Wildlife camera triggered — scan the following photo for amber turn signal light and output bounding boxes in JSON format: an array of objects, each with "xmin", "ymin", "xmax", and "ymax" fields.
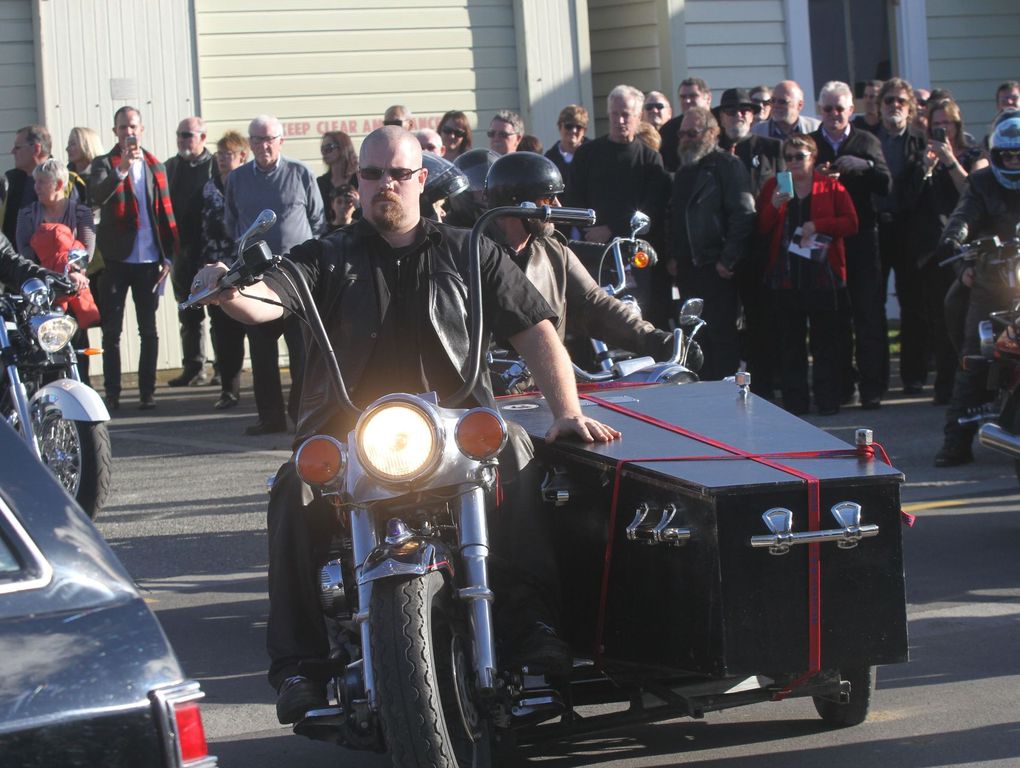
[
  {"xmin": 295, "ymin": 435, "xmax": 346, "ymax": 485},
  {"xmin": 632, "ymin": 250, "xmax": 651, "ymax": 269},
  {"xmin": 456, "ymin": 408, "xmax": 508, "ymax": 460}
]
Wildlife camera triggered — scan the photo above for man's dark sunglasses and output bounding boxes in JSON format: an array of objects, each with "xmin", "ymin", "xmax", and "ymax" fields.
[
  {"xmin": 359, "ymin": 166, "xmax": 422, "ymax": 181},
  {"xmin": 441, "ymin": 126, "xmax": 467, "ymax": 138},
  {"xmin": 177, "ymin": 131, "xmax": 199, "ymax": 139},
  {"xmin": 562, "ymin": 123, "xmax": 585, "ymax": 132},
  {"xmin": 644, "ymin": 102, "xmax": 667, "ymax": 111},
  {"xmin": 382, "ymin": 119, "xmax": 406, "ymax": 127},
  {"xmin": 753, "ymin": 99, "xmax": 772, "ymax": 107},
  {"xmin": 677, "ymin": 128, "xmax": 704, "ymax": 139}
]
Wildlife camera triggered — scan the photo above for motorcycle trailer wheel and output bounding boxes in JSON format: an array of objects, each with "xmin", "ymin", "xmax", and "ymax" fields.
[
  {"xmin": 370, "ymin": 570, "xmax": 491, "ymax": 768},
  {"xmin": 812, "ymin": 665, "xmax": 876, "ymax": 728},
  {"xmin": 35, "ymin": 416, "xmax": 112, "ymax": 520}
]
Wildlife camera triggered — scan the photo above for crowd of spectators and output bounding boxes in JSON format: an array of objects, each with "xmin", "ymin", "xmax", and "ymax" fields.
[{"xmin": 2, "ymin": 76, "xmax": 1018, "ymax": 468}]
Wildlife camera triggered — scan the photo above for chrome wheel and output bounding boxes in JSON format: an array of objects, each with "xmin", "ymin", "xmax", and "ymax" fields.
[{"xmin": 35, "ymin": 413, "xmax": 84, "ymax": 497}]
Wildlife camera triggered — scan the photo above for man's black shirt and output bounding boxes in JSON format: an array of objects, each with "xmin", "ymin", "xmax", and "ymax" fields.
[{"xmin": 264, "ymin": 217, "xmax": 554, "ymax": 441}]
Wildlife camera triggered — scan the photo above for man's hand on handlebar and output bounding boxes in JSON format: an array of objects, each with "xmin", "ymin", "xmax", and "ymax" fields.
[
  {"xmin": 190, "ymin": 263, "xmax": 232, "ymax": 304},
  {"xmin": 546, "ymin": 414, "xmax": 621, "ymax": 444}
]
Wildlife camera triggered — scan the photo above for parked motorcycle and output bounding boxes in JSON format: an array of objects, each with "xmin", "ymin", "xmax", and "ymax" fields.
[
  {"xmin": 0, "ymin": 250, "xmax": 111, "ymax": 518},
  {"xmin": 183, "ymin": 203, "xmax": 908, "ymax": 766},
  {"xmin": 489, "ymin": 211, "xmax": 705, "ymax": 395}
]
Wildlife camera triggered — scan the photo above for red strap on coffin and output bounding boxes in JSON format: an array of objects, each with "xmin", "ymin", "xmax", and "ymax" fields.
[{"xmin": 578, "ymin": 393, "xmax": 898, "ymax": 698}]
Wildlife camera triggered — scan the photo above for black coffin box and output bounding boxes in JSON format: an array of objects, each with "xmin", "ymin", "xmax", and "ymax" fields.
[{"xmin": 499, "ymin": 382, "xmax": 908, "ymax": 679}]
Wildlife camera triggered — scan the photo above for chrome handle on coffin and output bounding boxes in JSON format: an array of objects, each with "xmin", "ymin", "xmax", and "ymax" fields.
[
  {"xmin": 626, "ymin": 503, "xmax": 691, "ymax": 547},
  {"xmin": 750, "ymin": 502, "xmax": 879, "ymax": 555}
]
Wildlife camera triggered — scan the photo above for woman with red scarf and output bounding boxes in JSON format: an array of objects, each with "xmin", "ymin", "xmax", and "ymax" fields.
[{"xmin": 756, "ymin": 134, "xmax": 859, "ymax": 416}]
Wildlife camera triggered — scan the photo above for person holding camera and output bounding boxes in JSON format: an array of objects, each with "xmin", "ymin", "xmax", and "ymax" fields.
[
  {"xmin": 89, "ymin": 106, "xmax": 178, "ymax": 411},
  {"xmin": 908, "ymin": 99, "xmax": 988, "ymax": 405}
]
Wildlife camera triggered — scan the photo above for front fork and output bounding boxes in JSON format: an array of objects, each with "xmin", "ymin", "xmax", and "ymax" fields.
[
  {"xmin": 455, "ymin": 486, "xmax": 498, "ymax": 691},
  {"xmin": 348, "ymin": 485, "xmax": 499, "ymax": 710}
]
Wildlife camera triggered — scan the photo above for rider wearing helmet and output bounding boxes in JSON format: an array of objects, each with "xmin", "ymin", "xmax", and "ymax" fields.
[
  {"xmin": 934, "ymin": 110, "xmax": 1020, "ymax": 466},
  {"xmin": 485, "ymin": 152, "xmax": 674, "ymax": 362},
  {"xmin": 419, "ymin": 151, "xmax": 469, "ymax": 222},
  {"xmin": 445, "ymin": 148, "xmax": 500, "ymax": 227}
]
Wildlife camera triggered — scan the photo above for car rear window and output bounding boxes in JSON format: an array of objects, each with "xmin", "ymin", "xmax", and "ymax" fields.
[{"xmin": 0, "ymin": 497, "xmax": 53, "ymax": 593}]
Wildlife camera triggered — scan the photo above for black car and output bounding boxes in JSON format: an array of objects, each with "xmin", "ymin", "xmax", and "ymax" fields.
[{"xmin": 0, "ymin": 421, "xmax": 216, "ymax": 767}]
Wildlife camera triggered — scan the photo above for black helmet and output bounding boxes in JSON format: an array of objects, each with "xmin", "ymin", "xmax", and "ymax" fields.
[
  {"xmin": 421, "ymin": 152, "xmax": 469, "ymax": 205},
  {"xmin": 484, "ymin": 152, "xmax": 564, "ymax": 207},
  {"xmin": 453, "ymin": 148, "xmax": 501, "ymax": 193}
]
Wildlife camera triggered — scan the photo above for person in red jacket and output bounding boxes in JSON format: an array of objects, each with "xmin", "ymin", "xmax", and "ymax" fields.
[{"xmin": 756, "ymin": 134, "xmax": 859, "ymax": 415}]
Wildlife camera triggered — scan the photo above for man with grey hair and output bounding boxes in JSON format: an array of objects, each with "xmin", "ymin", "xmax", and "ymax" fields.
[
  {"xmin": 564, "ymin": 84, "xmax": 671, "ymax": 323},
  {"xmin": 166, "ymin": 116, "xmax": 216, "ymax": 387},
  {"xmin": 224, "ymin": 113, "xmax": 324, "ymax": 434},
  {"xmin": 488, "ymin": 109, "xmax": 524, "ymax": 154},
  {"xmin": 3, "ymin": 124, "xmax": 52, "ymax": 242},
  {"xmin": 659, "ymin": 76, "xmax": 712, "ymax": 172},
  {"xmin": 666, "ymin": 106, "xmax": 755, "ymax": 380},
  {"xmin": 382, "ymin": 104, "xmax": 413, "ymax": 130},
  {"xmin": 642, "ymin": 90, "xmax": 673, "ymax": 129},
  {"xmin": 752, "ymin": 80, "xmax": 820, "ymax": 140},
  {"xmin": 811, "ymin": 80, "xmax": 891, "ymax": 409},
  {"xmin": 414, "ymin": 127, "xmax": 444, "ymax": 156}
]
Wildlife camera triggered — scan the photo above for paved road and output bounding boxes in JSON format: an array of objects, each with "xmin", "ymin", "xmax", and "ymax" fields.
[{"xmin": 95, "ymin": 377, "xmax": 1020, "ymax": 767}]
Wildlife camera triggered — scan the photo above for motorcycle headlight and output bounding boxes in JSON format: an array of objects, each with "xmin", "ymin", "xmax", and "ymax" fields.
[
  {"xmin": 356, "ymin": 398, "xmax": 442, "ymax": 483},
  {"xmin": 30, "ymin": 314, "xmax": 78, "ymax": 352}
]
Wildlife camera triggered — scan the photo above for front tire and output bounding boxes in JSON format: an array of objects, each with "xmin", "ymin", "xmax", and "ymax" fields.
[
  {"xmin": 370, "ymin": 571, "xmax": 489, "ymax": 768},
  {"xmin": 813, "ymin": 665, "xmax": 876, "ymax": 728},
  {"xmin": 36, "ymin": 416, "xmax": 112, "ymax": 520}
]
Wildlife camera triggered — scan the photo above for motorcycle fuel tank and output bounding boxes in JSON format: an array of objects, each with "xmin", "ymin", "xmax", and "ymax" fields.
[{"xmin": 499, "ymin": 381, "xmax": 908, "ymax": 680}]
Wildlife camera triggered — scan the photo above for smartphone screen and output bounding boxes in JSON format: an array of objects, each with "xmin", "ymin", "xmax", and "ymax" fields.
[{"xmin": 776, "ymin": 170, "xmax": 794, "ymax": 197}]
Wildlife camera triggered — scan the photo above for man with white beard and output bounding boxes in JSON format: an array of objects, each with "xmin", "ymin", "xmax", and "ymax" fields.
[
  {"xmin": 714, "ymin": 88, "xmax": 783, "ymax": 399},
  {"xmin": 665, "ymin": 106, "xmax": 755, "ymax": 380},
  {"xmin": 874, "ymin": 77, "xmax": 928, "ymax": 395}
]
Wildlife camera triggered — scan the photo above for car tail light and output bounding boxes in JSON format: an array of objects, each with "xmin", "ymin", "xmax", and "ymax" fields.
[
  {"xmin": 151, "ymin": 681, "xmax": 217, "ymax": 767},
  {"xmin": 456, "ymin": 408, "xmax": 507, "ymax": 460}
]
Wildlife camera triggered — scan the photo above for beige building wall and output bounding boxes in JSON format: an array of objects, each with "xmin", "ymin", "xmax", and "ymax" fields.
[
  {"xmin": 0, "ymin": 0, "xmax": 37, "ymax": 174},
  {"xmin": 194, "ymin": 0, "xmax": 522, "ymax": 168},
  {"xmin": 587, "ymin": 0, "xmax": 788, "ymax": 135},
  {"xmin": 925, "ymin": 0, "xmax": 1020, "ymax": 133}
]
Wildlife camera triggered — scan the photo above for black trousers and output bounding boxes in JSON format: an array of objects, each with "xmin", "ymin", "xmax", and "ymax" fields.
[
  {"xmin": 247, "ymin": 316, "xmax": 305, "ymax": 425},
  {"xmin": 678, "ymin": 262, "xmax": 740, "ymax": 381},
  {"xmin": 921, "ymin": 260, "xmax": 959, "ymax": 403},
  {"xmin": 265, "ymin": 423, "xmax": 557, "ymax": 690},
  {"xmin": 172, "ymin": 258, "xmax": 207, "ymax": 375},
  {"xmin": 99, "ymin": 260, "xmax": 161, "ymax": 398},
  {"xmin": 943, "ymin": 277, "xmax": 1013, "ymax": 446},
  {"xmin": 738, "ymin": 250, "xmax": 777, "ymax": 398},
  {"xmin": 880, "ymin": 218, "xmax": 926, "ymax": 387},
  {"xmin": 772, "ymin": 288, "xmax": 846, "ymax": 414},
  {"xmin": 840, "ymin": 229, "xmax": 889, "ymax": 402},
  {"xmin": 209, "ymin": 305, "xmax": 246, "ymax": 397}
]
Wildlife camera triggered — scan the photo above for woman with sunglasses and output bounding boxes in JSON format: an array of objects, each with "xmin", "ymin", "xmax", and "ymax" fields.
[
  {"xmin": 437, "ymin": 110, "xmax": 472, "ymax": 161},
  {"xmin": 909, "ymin": 99, "xmax": 988, "ymax": 405},
  {"xmin": 545, "ymin": 105, "xmax": 590, "ymax": 182},
  {"xmin": 756, "ymin": 134, "xmax": 859, "ymax": 416},
  {"xmin": 317, "ymin": 131, "xmax": 359, "ymax": 227}
]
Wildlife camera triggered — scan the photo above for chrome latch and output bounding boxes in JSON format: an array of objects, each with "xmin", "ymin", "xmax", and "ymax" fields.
[
  {"xmin": 750, "ymin": 502, "xmax": 879, "ymax": 555},
  {"xmin": 626, "ymin": 503, "xmax": 691, "ymax": 546}
]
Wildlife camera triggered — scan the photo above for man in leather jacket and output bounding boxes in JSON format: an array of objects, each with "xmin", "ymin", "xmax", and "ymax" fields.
[
  {"xmin": 934, "ymin": 111, "xmax": 1020, "ymax": 466},
  {"xmin": 192, "ymin": 127, "xmax": 621, "ymax": 724},
  {"xmin": 0, "ymin": 232, "xmax": 88, "ymax": 292},
  {"xmin": 666, "ymin": 107, "xmax": 756, "ymax": 380},
  {"xmin": 485, "ymin": 152, "xmax": 674, "ymax": 365}
]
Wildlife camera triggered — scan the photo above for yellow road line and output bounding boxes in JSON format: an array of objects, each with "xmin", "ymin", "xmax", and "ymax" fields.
[{"xmin": 901, "ymin": 499, "xmax": 972, "ymax": 513}]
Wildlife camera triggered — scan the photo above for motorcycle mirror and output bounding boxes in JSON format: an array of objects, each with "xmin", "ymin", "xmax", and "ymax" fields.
[
  {"xmin": 21, "ymin": 278, "xmax": 51, "ymax": 309},
  {"xmin": 237, "ymin": 209, "xmax": 277, "ymax": 256},
  {"xmin": 67, "ymin": 249, "xmax": 89, "ymax": 269},
  {"xmin": 630, "ymin": 211, "xmax": 651, "ymax": 237},
  {"xmin": 680, "ymin": 298, "xmax": 704, "ymax": 318}
]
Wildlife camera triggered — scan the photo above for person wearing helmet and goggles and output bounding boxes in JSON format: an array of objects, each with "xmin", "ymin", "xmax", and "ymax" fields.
[{"xmin": 934, "ymin": 110, "xmax": 1020, "ymax": 467}]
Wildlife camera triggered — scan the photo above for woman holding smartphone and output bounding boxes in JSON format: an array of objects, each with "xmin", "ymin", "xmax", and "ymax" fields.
[
  {"xmin": 756, "ymin": 134, "xmax": 859, "ymax": 416},
  {"xmin": 910, "ymin": 99, "xmax": 988, "ymax": 403}
]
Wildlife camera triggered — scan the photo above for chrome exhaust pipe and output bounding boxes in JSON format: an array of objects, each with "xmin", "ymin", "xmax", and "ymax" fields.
[{"xmin": 978, "ymin": 423, "xmax": 1020, "ymax": 460}]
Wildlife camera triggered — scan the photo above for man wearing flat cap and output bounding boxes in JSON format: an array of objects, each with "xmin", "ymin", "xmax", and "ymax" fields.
[{"xmin": 715, "ymin": 87, "xmax": 784, "ymax": 400}]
